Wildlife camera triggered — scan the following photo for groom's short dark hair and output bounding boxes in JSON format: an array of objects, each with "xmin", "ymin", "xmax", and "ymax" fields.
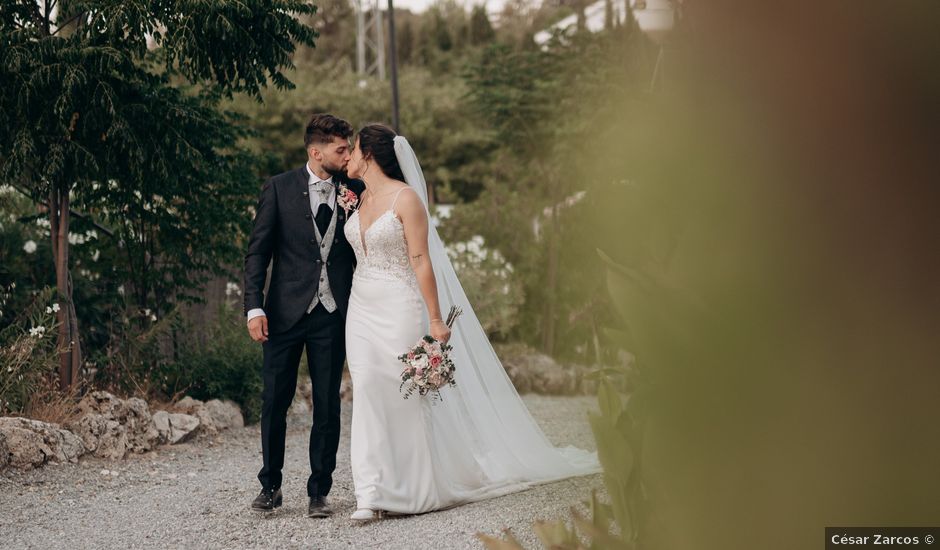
[{"xmin": 304, "ymin": 114, "xmax": 354, "ymax": 148}]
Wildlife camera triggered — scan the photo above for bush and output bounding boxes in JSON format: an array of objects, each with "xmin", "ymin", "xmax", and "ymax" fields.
[
  {"xmin": 0, "ymin": 287, "xmax": 61, "ymax": 415},
  {"xmin": 445, "ymin": 235, "xmax": 524, "ymax": 339},
  {"xmin": 153, "ymin": 302, "xmax": 263, "ymax": 423}
]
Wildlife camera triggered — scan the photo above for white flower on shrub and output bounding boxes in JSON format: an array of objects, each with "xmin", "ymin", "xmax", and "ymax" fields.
[
  {"xmin": 23, "ymin": 240, "xmax": 37, "ymax": 254},
  {"xmin": 117, "ymin": 285, "xmax": 125, "ymax": 296},
  {"xmin": 91, "ymin": 249, "xmax": 100, "ymax": 261},
  {"xmin": 35, "ymin": 218, "xmax": 51, "ymax": 229},
  {"xmin": 225, "ymin": 282, "xmax": 242, "ymax": 297},
  {"xmin": 45, "ymin": 303, "xmax": 60, "ymax": 314},
  {"xmin": 444, "ymin": 236, "xmax": 522, "ymax": 337},
  {"xmin": 28, "ymin": 326, "xmax": 45, "ymax": 337}
]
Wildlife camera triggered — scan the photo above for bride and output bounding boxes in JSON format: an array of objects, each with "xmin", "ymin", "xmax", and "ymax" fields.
[{"xmin": 343, "ymin": 124, "xmax": 599, "ymax": 521}]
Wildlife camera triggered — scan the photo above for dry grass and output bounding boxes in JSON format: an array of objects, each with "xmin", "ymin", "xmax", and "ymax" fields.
[{"xmin": 23, "ymin": 374, "xmax": 83, "ymax": 426}]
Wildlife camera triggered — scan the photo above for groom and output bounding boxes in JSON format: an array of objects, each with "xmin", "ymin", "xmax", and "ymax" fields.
[{"xmin": 243, "ymin": 114, "xmax": 364, "ymax": 517}]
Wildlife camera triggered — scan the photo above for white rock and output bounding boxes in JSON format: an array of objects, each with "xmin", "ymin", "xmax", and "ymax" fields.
[
  {"xmin": 203, "ymin": 400, "xmax": 244, "ymax": 430},
  {"xmin": 165, "ymin": 413, "xmax": 200, "ymax": 444},
  {"xmin": 152, "ymin": 410, "xmax": 171, "ymax": 442},
  {"xmin": 174, "ymin": 396, "xmax": 205, "ymax": 414},
  {"xmin": 69, "ymin": 391, "xmax": 158, "ymax": 459},
  {"xmin": 0, "ymin": 417, "xmax": 86, "ymax": 470}
]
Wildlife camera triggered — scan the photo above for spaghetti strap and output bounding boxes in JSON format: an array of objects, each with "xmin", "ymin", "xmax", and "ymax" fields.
[{"xmin": 389, "ymin": 186, "xmax": 411, "ymax": 213}]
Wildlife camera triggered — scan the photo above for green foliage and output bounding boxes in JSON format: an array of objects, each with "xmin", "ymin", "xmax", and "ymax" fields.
[
  {"xmin": 69, "ymin": 0, "xmax": 317, "ymax": 97},
  {"xmin": 469, "ymin": 5, "xmax": 496, "ymax": 46},
  {"xmin": 477, "ymin": 24, "xmax": 658, "ymax": 550},
  {"xmin": 0, "ymin": 287, "xmax": 60, "ymax": 414},
  {"xmin": 452, "ymin": 30, "xmax": 649, "ymax": 359},
  {"xmin": 476, "ymin": 257, "xmax": 648, "ymax": 550},
  {"xmin": 0, "ymin": 1, "xmax": 311, "ymax": 311},
  {"xmin": 430, "ymin": 7, "xmax": 454, "ymax": 52},
  {"xmin": 0, "ymin": 1, "xmax": 316, "ymax": 389},
  {"xmin": 445, "ymin": 235, "xmax": 524, "ymax": 339},
  {"xmin": 151, "ymin": 302, "xmax": 263, "ymax": 423},
  {"xmin": 229, "ymin": 59, "xmax": 496, "ymax": 202},
  {"xmin": 0, "ymin": 188, "xmax": 51, "ymax": 316},
  {"xmin": 465, "ymin": 42, "xmax": 564, "ymax": 157}
]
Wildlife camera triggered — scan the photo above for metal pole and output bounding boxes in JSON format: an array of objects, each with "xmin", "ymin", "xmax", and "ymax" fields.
[
  {"xmin": 375, "ymin": 0, "xmax": 386, "ymax": 80},
  {"xmin": 386, "ymin": 0, "xmax": 400, "ymax": 132},
  {"xmin": 356, "ymin": 0, "xmax": 366, "ymax": 75}
]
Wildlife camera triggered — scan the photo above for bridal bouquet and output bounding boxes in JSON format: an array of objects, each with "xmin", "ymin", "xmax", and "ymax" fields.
[{"xmin": 398, "ymin": 306, "xmax": 463, "ymax": 401}]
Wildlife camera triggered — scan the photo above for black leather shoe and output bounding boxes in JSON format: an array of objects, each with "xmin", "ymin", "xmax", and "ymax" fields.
[
  {"xmin": 307, "ymin": 496, "xmax": 333, "ymax": 518},
  {"xmin": 251, "ymin": 488, "xmax": 283, "ymax": 511}
]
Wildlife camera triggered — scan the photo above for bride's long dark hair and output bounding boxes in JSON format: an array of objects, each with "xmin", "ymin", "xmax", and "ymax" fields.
[{"xmin": 357, "ymin": 124, "xmax": 406, "ymax": 182}]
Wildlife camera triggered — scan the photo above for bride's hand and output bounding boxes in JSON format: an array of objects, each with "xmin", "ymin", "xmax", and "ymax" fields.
[{"xmin": 430, "ymin": 319, "xmax": 451, "ymax": 344}]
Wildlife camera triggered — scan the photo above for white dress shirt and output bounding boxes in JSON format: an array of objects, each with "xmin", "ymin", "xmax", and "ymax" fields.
[{"xmin": 246, "ymin": 163, "xmax": 334, "ymax": 324}]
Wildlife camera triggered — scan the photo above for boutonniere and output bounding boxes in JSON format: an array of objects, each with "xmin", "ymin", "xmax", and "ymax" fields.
[{"xmin": 336, "ymin": 182, "xmax": 359, "ymax": 215}]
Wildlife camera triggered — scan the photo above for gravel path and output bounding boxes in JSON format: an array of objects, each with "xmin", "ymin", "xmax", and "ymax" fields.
[{"xmin": 0, "ymin": 395, "xmax": 603, "ymax": 549}]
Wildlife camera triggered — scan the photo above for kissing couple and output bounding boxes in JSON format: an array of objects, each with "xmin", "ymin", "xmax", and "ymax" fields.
[{"xmin": 243, "ymin": 113, "xmax": 598, "ymax": 521}]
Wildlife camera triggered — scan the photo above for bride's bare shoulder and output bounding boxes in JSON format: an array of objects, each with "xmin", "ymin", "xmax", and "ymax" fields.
[{"xmin": 394, "ymin": 187, "xmax": 426, "ymax": 219}]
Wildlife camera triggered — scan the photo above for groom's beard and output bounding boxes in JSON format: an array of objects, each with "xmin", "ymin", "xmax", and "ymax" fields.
[{"xmin": 323, "ymin": 164, "xmax": 347, "ymax": 179}]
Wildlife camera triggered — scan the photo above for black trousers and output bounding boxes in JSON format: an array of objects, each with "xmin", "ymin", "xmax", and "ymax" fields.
[{"xmin": 257, "ymin": 303, "xmax": 346, "ymax": 497}]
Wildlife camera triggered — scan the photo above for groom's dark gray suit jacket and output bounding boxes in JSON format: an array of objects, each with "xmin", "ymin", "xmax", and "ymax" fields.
[{"xmin": 243, "ymin": 166, "xmax": 365, "ymax": 335}]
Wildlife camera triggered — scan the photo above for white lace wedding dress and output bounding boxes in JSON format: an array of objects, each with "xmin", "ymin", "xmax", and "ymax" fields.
[{"xmin": 343, "ymin": 138, "xmax": 599, "ymax": 515}]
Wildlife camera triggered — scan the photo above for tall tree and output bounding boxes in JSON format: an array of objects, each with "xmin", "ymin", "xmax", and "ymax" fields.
[
  {"xmin": 0, "ymin": 0, "xmax": 316, "ymax": 390},
  {"xmin": 429, "ymin": 7, "xmax": 454, "ymax": 52},
  {"xmin": 397, "ymin": 17, "xmax": 415, "ymax": 65},
  {"xmin": 465, "ymin": 32, "xmax": 646, "ymax": 356},
  {"xmin": 468, "ymin": 4, "xmax": 495, "ymax": 46}
]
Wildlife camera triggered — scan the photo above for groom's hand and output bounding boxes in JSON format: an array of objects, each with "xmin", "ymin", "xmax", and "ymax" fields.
[{"xmin": 248, "ymin": 316, "xmax": 269, "ymax": 343}]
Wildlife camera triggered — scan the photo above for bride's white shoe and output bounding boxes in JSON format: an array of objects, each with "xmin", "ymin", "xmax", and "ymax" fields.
[{"xmin": 350, "ymin": 508, "xmax": 387, "ymax": 522}]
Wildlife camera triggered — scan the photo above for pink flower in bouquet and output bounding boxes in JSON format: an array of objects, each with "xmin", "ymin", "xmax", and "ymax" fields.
[
  {"xmin": 429, "ymin": 372, "xmax": 443, "ymax": 387},
  {"xmin": 337, "ymin": 183, "xmax": 359, "ymax": 214},
  {"xmin": 430, "ymin": 355, "xmax": 442, "ymax": 368}
]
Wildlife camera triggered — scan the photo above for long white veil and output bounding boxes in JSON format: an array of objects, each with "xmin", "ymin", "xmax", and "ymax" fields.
[{"xmin": 393, "ymin": 136, "xmax": 600, "ymax": 494}]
